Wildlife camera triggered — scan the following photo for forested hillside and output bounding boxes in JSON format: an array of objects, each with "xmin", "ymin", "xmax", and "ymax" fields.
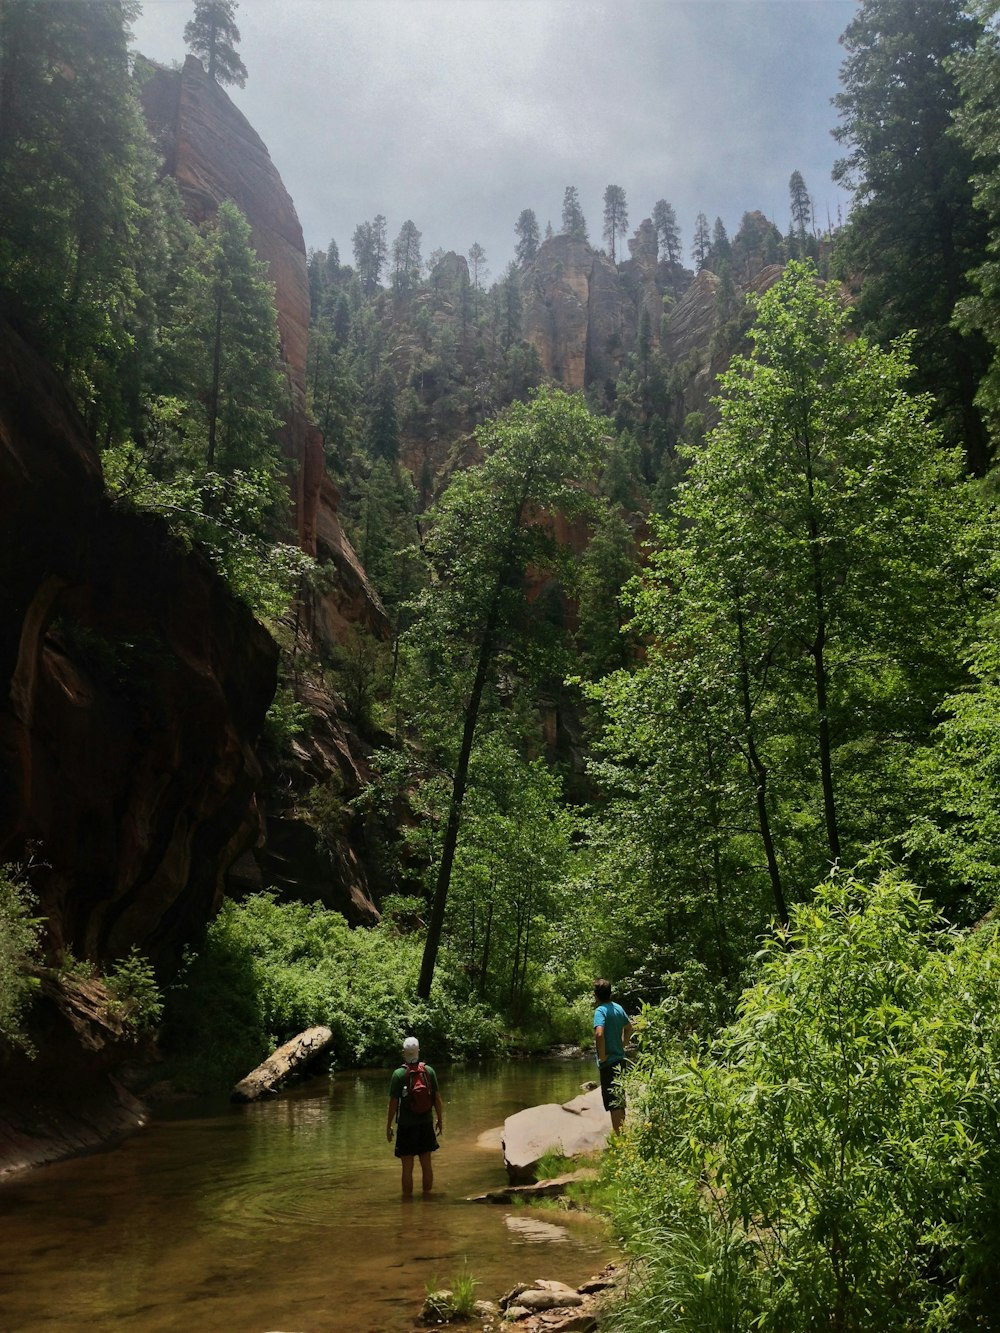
[{"xmin": 5, "ymin": 0, "xmax": 1000, "ymax": 1325}]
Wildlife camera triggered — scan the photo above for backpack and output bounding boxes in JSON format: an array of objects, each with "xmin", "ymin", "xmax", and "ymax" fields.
[{"xmin": 403, "ymin": 1061, "xmax": 433, "ymax": 1114}]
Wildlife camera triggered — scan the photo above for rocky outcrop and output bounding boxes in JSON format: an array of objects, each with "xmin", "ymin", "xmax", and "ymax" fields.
[
  {"xmin": 0, "ymin": 318, "xmax": 278, "ymax": 966},
  {"xmin": 522, "ymin": 235, "xmax": 634, "ymax": 392}
]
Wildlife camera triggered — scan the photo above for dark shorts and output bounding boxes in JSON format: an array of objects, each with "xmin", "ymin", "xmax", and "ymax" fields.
[
  {"xmin": 394, "ymin": 1118, "xmax": 439, "ymax": 1158},
  {"xmin": 599, "ymin": 1059, "xmax": 626, "ymax": 1112}
]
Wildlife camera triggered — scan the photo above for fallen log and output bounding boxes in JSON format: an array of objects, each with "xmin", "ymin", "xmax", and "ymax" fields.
[
  {"xmin": 230, "ymin": 1026, "xmax": 333, "ymax": 1102},
  {"xmin": 467, "ymin": 1169, "xmax": 598, "ymax": 1204}
]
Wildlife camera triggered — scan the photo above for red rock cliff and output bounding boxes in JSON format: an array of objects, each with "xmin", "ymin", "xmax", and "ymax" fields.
[{"xmin": 139, "ymin": 55, "xmax": 386, "ymax": 644}]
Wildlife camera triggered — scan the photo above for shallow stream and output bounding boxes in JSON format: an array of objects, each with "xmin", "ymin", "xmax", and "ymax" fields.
[{"xmin": 0, "ymin": 1059, "xmax": 615, "ymax": 1332}]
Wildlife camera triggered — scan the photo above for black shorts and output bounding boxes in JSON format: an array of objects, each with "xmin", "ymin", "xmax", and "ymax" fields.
[
  {"xmin": 394, "ymin": 1118, "xmax": 438, "ymax": 1158},
  {"xmin": 599, "ymin": 1059, "xmax": 626, "ymax": 1112}
]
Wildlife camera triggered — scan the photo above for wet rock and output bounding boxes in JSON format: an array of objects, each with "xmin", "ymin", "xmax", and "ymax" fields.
[{"xmin": 467, "ymin": 1168, "xmax": 597, "ymax": 1204}]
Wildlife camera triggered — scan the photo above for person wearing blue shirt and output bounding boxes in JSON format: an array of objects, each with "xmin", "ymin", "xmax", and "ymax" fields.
[{"xmin": 593, "ymin": 978, "xmax": 633, "ymax": 1134}]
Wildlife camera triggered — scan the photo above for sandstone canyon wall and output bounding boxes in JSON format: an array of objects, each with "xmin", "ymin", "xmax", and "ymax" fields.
[{"xmin": 0, "ymin": 316, "xmax": 279, "ymax": 1171}]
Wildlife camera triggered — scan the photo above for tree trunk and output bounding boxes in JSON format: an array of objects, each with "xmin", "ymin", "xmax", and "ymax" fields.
[
  {"xmin": 230, "ymin": 1026, "xmax": 333, "ymax": 1103},
  {"xmin": 207, "ymin": 283, "xmax": 223, "ymax": 468},
  {"xmin": 735, "ymin": 603, "xmax": 789, "ymax": 927},
  {"xmin": 416, "ymin": 472, "xmax": 535, "ymax": 1000}
]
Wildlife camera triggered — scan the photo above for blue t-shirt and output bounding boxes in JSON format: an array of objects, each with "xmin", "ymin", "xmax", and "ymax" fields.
[{"xmin": 594, "ymin": 1000, "xmax": 629, "ymax": 1066}]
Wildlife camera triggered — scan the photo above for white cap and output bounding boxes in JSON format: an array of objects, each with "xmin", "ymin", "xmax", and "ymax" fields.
[{"xmin": 402, "ymin": 1036, "xmax": 419, "ymax": 1062}]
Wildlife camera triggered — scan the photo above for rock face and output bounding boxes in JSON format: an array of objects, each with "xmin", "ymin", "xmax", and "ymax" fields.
[
  {"xmin": 523, "ymin": 235, "xmax": 633, "ymax": 391},
  {"xmin": 0, "ymin": 317, "xmax": 278, "ymax": 1171},
  {"xmin": 138, "ymin": 55, "xmax": 386, "ymax": 645},
  {"xmin": 501, "ymin": 1087, "xmax": 611, "ymax": 1183},
  {"xmin": 0, "ymin": 318, "xmax": 278, "ymax": 965},
  {"xmin": 138, "ymin": 54, "xmax": 387, "ymax": 921}
]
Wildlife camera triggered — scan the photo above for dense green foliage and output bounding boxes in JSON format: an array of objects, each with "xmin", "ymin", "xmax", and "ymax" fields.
[
  {"xmin": 0, "ymin": 866, "xmax": 43, "ymax": 1052},
  {"xmin": 606, "ymin": 873, "xmax": 1000, "ymax": 1331},
  {"xmin": 163, "ymin": 892, "xmax": 510, "ymax": 1089}
]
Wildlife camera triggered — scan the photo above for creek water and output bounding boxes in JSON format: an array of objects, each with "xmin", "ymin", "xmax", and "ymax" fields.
[{"xmin": 0, "ymin": 1059, "xmax": 615, "ymax": 1332}]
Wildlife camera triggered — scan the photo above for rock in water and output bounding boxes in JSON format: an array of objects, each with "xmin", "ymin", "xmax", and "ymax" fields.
[{"xmin": 501, "ymin": 1087, "xmax": 609, "ymax": 1182}]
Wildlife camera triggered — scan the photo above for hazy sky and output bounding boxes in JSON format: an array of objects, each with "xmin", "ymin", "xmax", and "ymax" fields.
[{"xmin": 130, "ymin": 0, "xmax": 856, "ymax": 276}]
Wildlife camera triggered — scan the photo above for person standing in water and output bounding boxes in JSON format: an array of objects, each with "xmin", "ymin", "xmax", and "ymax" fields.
[
  {"xmin": 386, "ymin": 1036, "xmax": 443, "ymax": 1195},
  {"xmin": 593, "ymin": 979, "xmax": 633, "ymax": 1134}
]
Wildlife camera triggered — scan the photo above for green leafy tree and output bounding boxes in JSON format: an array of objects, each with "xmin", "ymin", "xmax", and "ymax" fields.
[
  {"xmin": 561, "ymin": 186, "xmax": 588, "ymax": 242},
  {"xmin": 514, "ymin": 208, "xmax": 540, "ymax": 266},
  {"xmin": 652, "ymin": 199, "xmax": 681, "ymax": 265},
  {"xmin": 404, "ymin": 388, "xmax": 606, "ymax": 998},
  {"xmin": 832, "ymin": 0, "xmax": 990, "ymax": 472},
  {"xmin": 183, "ymin": 0, "xmax": 247, "ymax": 87},
  {"xmin": 590, "ymin": 263, "xmax": 971, "ymax": 952},
  {"xmin": 610, "ymin": 873, "xmax": 1000, "ymax": 1331},
  {"xmin": 602, "ymin": 183, "xmax": 628, "ymax": 262}
]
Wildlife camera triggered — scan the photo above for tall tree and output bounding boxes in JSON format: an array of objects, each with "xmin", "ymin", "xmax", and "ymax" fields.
[
  {"xmin": 352, "ymin": 214, "xmax": 387, "ymax": 297},
  {"xmin": 592, "ymin": 264, "xmax": 972, "ymax": 961},
  {"xmin": 391, "ymin": 218, "xmax": 422, "ymax": 293},
  {"xmin": 161, "ymin": 200, "xmax": 284, "ymax": 476},
  {"xmin": 561, "ymin": 186, "xmax": 588, "ymax": 242},
  {"xmin": 788, "ymin": 169, "xmax": 812, "ymax": 239},
  {"xmin": 514, "ymin": 208, "xmax": 540, "ymax": 266},
  {"xmin": 0, "ymin": 0, "xmax": 152, "ymax": 431},
  {"xmin": 652, "ymin": 199, "xmax": 681, "ymax": 265},
  {"xmin": 691, "ymin": 212, "xmax": 711, "ymax": 269},
  {"xmin": 832, "ymin": 0, "xmax": 990, "ymax": 473},
  {"xmin": 952, "ymin": 4, "xmax": 1000, "ymax": 456},
  {"xmin": 406, "ymin": 389, "xmax": 606, "ymax": 998},
  {"xmin": 602, "ymin": 184, "xmax": 628, "ymax": 262},
  {"xmin": 183, "ymin": 0, "xmax": 247, "ymax": 87}
]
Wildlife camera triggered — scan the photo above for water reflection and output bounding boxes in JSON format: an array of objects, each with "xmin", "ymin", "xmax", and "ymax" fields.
[{"xmin": 0, "ymin": 1060, "xmax": 612, "ymax": 1332}]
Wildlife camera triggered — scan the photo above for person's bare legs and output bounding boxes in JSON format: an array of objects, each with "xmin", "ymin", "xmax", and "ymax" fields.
[
  {"xmin": 400, "ymin": 1155, "xmax": 415, "ymax": 1196},
  {"xmin": 418, "ymin": 1151, "xmax": 434, "ymax": 1193},
  {"xmin": 610, "ymin": 1107, "xmax": 626, "ymax": 1135}
]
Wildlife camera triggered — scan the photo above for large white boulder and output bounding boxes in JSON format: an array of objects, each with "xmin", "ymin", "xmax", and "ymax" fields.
[{"xmin": 501, "ymin": 1086, "xmax": 609, "ymax": 1182}]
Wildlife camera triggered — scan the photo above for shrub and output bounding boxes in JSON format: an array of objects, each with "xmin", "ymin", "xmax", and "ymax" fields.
[
  {"xmin": 606, "ymin": 871, "xmax": 1000, "ymax": 1332},
  {"xmin": 105, "ymin": 947, "xmax": 163, "ymax": 1037},
  {"xmin": 0, "ymin": 865, "xmax": 43, "ymax": 1052},
  {"xmin": 162, "ymin": 893, "xmax": 504, "ymax": 1090}
]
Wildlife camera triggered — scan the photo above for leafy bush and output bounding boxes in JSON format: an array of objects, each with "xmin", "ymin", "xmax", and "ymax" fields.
[
  {"xmin": 0, "ymin": 865, "xmax": 43, "ymax": 1052},
  {"xmin": 162, "ymin": 893, "xmax": 505, "ymax": 1090},
  {"xmin": 605, "ymin": 871, "xmax": 1000, "ymax": 1332}
]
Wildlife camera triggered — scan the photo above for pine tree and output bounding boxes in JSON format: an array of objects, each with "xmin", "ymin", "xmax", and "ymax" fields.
[
  {"xmin": 691, "ymin": 212, "xmax": 711, "ymax": 269},
  {"xmin": 391, "ymin": 219, "xmax": 422, "ymax": 293},
  {"xmin": 183, "ymin": 0, "xmax": 247, "ymax": 87},
  {"xmin": 514, "ymin": 208, "xmax": 539, "ymax": 266},
  {"xmin": 652, "ymin": 199, "xmax": 681, "ymax": 265},
  {"xmin": 602, "ymin": 184, "xmax": 628, "ymax": 262},
  {"xmin": 789, "ymin": 169, "xmax": 812, "ymax": 239},
  {"xmin": 561, "ymin": 186, "xmax": 588, "ymax": 242},
  {"xmin": 833, "ymin": 0, "xmax": 990, "ymax": 472}
]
